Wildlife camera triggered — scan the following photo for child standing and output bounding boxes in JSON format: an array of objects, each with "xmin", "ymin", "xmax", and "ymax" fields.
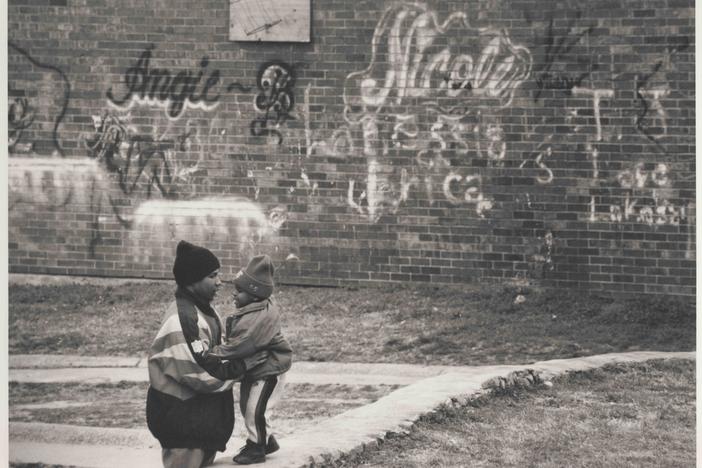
[{"xmin": 210, "ymin": 254, "xmax": 293, "ymax": 465}]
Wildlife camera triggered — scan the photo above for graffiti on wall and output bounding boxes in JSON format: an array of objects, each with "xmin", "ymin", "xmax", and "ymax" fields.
[
  {"xmin": 304, "ymin": 84, "xmax": 354, "ymax": 159},
  {"xmin": 8, "ymin": 41, "xmax": 71, "ymax": 156},
  {"xmin": 8, "ymin": 155, "xmax": 286, "ymax": 257},
  {"xmin": 107, "ymin": 46, "xmax": 227, "ymax": 120},
  {"xmin": 343, "ymin": 7, "xmax": 531, "ymax": 117},
  {"xmin": 529, "ymin": 12, "xmax": 595, "ymax": 100},
  {"xmin": 635, "ymin": 39, "xmax": 690, "ymax": 149},
  {"xmin": 8, "ymin": 5, "xmax": 695, "ymax": 277},
  {"xmin": 519, "ymin": 135, "xmax": 554, "ymax": 185},
  {"xmin": 8, "ymin": 158, "xmax": 111, "ymax": 255},
  {"xmin": 129, "ymin": 197, "xmax": 286, "ymax": 256},
  {"xmin": 8, "ymin": 97, "xmax": 35, "ymax": 152},
  {"xmin": 571, "ymin": 86, "xmax": 615, "ymax": 142},
  {"xmin": 591, "ymin": 162, "xmax": 687, "ymax": 226},
  {"xmin": 522, "ymin": 9, "xmax": 692, "ymax": 227},
  {"xmin": 250, "ymin": 61, "xmax": 296, "ymax": 145},
  {"xmin": 324, "ymin": 3, "xmax": 533, "ymax": 222},
  {"xmin": 84, "ymin": 113, "xmax": 208, "ymax": 201},
  {"xmin": 8, "ymin": 44, "xmax": 297, "ymax": 259}
]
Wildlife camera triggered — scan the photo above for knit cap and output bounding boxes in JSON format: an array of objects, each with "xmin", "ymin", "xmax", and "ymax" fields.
[
  {"xmin": 233, "ymin": 254, "xmax": 275, "ymax": 299},
  {"xmin": 172, "ymin": 240, "xmax": 221, "ymax": 287}
]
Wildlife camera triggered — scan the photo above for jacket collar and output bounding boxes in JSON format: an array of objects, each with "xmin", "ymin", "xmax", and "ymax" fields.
[{"xmin": 233, "ymin": 298, "xmax": 270, "ymax": 317}]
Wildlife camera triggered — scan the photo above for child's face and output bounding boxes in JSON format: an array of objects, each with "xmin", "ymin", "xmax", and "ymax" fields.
[{"xmin": 232, "ymin": 285, "xmax": 258, "ymax": 308}]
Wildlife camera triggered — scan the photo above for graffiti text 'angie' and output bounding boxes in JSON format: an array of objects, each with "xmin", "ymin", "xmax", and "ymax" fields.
[{"xmin": 107, "ymin": 47, "xmax": 221, "ymax": 119}]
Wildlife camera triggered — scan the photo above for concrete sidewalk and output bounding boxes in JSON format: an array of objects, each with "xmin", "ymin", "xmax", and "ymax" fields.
[
  {"xmin": 9, "ymin": 355, "xmax": 474, "ymax": 386},
  {"xmin": 8, "ymin": 351, "xmax": 694, "ymax": 468}
]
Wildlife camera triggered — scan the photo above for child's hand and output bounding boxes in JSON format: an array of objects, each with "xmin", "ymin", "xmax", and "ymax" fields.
[{"xmin": 243, "ymin": 350, "xmax": 268, "ymax": 370}]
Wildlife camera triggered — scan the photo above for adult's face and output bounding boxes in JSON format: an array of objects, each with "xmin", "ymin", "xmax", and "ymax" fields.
[{"xmin": 187, "ymin": 269, "xmax": 222, "ymax": 303}]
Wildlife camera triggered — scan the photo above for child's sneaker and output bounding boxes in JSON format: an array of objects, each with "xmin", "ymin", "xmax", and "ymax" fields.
[
  {"xmin": 233, "ymin": 440, "xmax": 266, "ymax": 465},
  {"xmin": 266, "ymin": 435, "xmax": 280, "ymax": 454}
]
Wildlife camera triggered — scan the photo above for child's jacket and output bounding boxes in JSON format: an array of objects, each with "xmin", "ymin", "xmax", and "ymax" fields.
[{"xmin": 210, "ymin": 298, "xmax": 292, "ymax": 381}]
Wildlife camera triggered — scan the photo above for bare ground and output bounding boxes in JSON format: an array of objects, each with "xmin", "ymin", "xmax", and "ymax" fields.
[{"xmin": 8, "ymin": 282, "xmax": 695, "ymax": 365}]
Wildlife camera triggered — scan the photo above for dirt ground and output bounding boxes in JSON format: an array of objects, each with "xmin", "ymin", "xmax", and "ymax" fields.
[{"xmin": 8, "ymin": 281, "xmax": 695, "ymax": 366}]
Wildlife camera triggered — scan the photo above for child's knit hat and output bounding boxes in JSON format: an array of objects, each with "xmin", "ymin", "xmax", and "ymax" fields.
[
  {"xmin": 234, "ymin": 254, "xmax": 275, "ymax": 299},
  {"xmin": 172, "ymin": 240, "xmax": 220, "ymax": 287}
]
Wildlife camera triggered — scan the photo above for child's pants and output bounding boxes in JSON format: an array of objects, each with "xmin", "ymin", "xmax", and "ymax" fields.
[{"xmin": 239, "ymin": 373, "xmax": 287, "ymax": 445}]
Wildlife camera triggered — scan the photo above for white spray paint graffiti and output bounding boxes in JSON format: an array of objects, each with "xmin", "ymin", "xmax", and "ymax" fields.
[
  {"xmin": 474, "ymin": 120, "xmax": 506, "ymax": 162},
  {"xmin": 8, "ymin": 157, "xmax": 115, "ymax": 255},
  {"xmin": 571, "ymin": 87, "xmax": 614, "ymax": 142},
  {"xmin": 304, "ymin": 84, "xmax": 355, "ymax": 159},
  {"xmin": 130, "ymin": 197, "xmax": 278, "ymax": 253},
  {"xmin": 338, "ymin": 2, "xmax": 532, "ymax": 221},
  {"xmin": 519, "ymin": 134, "xmax": 554, "ymax": 185},
  {"xmin": 589, "ymin": 161, "xmax": 687, "ymax": 226},
  {"xmin": 9, "ymin": 155, "xmax": 284, "ymax": 258},
  {"xmin": 347, "ymin": 160, "xmax": 412, "ymax": 223},
  {"xmin": 635, "ymin": 42, "xmax": 689, "ymax": 144},
  {"xmin": 343, "ymin": 4, "xmax": 531, "ymax": 116},
  {"xmin": 567, "ymin": 80, "xmax": 688, "ymax": 227},
  {"xmin": 392, "ymin": 114, "xmax": 420, "ymax": 150},
  {"xmin": 534, "ymin": 57, "xmax": 690, "ymax": 228},
  {"xmin": 107, "ymin": 94, "xmax": 220, "ymax": 122},
  {"xmin": 443, "ymin": 172, "xmax": 493, "ymax": 216},
  {"xmin": 638, "ymin": 87, "xmax": 671, "ymax": 135},
  {"xmin": 519, "ymin": 146, "xmax": 553, "ymax": 185},
  {"xmin": 585, "ymin": 142, "xmax": 599, "ymax": 179},
  {"xmin": 8, "ymin": 157, "xmax": 108, "ymax": 209}
]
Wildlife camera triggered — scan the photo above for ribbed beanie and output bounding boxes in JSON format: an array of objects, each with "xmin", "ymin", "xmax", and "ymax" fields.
[
  {"xmin": 233, "ymin": 254, "xmax": 275, "ymax": 299},
  {"xmin": 172, "ymin": 240, "xmax": 221, "ymax": 287}
]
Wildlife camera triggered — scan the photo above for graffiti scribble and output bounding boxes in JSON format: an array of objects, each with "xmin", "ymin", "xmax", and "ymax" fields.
[
  {"xmin": 9, "ymin": 41, "xmax": 70, "ymax": 156},
  {"xmin": 86, "ymin": 113, "xmax": 200, "ymax": 200},
  {"xmin": 532, "ymin": 12, "xmax": 594, "ymax": 101},
  {"xmin": 8, "ymin": 98, "xmax": 35, "ymax": 150},
  {"xmin": 635, "ymin": 39, "xmax": 690, "ymax": 149},
  {"xmin": 250, "ymin": 61, "xmax": 296, "ymax": 145}
]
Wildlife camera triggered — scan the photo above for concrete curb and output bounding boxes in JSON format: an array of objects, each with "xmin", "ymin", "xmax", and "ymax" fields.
[
  {"xmin": 10, "ymin": 355, "xmax": 147, "ymax": 369},
  {"xmin": 8, "ymin": 351, "xmax": 694, "ymax": 468},
  {"xmin": 9, "ymin": 356, "xmax": 487, "ymax": 386}
]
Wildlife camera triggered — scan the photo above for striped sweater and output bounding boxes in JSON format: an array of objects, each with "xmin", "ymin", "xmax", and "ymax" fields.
[
  {"xmin": 146, "ymin": 289, "xmax": 245, "ymax": 451},
  {"xmin": 147, "ymin": 296, "xmax": 236, "ymax": 400}
]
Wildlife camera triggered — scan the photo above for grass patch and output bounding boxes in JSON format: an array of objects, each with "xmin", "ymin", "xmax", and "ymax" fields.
[
  {"xmin": 335, "ymin": 358, "xmax": 695, "ymax": 468},
  {"xmin": 9, "ymin": 282, "xmax": 695, "ymax": 365}
]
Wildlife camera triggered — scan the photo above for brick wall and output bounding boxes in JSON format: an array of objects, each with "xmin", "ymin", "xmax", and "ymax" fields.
[{"xmin": 8, "ymin": 0, "xmax": 696, "ymax": 295}]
